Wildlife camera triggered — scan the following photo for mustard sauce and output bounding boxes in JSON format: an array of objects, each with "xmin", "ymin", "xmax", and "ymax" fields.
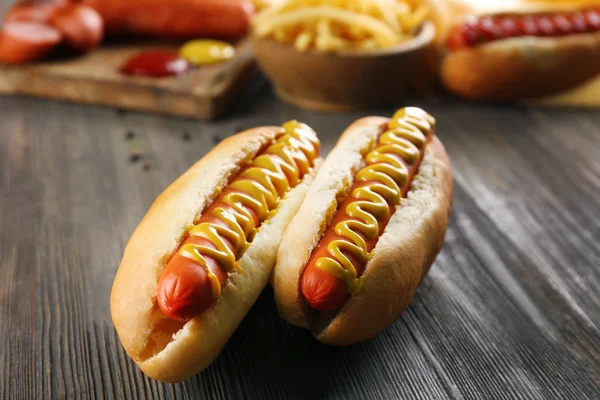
[
  {"xmin": 179, "ymin": 40, "xmax": 236, "ymax": 66},
  {"xmin": 315, "ymin": 107, "xmax": 435, "ymax": 295},
  {"xmin": 180, "ymin": 121, "xmax": 320, "ymax": 301}
]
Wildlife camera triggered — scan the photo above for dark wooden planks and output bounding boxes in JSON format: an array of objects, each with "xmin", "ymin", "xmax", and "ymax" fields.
[{"xmin": 1, "ymin": 90, "xmax": 600, "ymax": 400}]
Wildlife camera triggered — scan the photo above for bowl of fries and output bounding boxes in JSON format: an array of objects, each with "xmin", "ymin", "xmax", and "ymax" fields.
[{"xmin": 252, "ymin": 0, "xmax": 436, "ymax": 111}]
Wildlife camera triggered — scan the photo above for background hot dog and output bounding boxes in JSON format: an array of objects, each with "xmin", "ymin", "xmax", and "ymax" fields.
[
  {"xmin": 429, "ymin": 0, "xmax": 600, "ymax": 102},
  {"xmin": 301, "ymin": 109, "xmax": 434, "ymax": 312}
]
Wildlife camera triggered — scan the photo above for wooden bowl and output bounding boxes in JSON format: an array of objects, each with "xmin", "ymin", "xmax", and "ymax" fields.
[{"xmin": 252, "ymin": 22, "xmax": 436, "ymax": 112}]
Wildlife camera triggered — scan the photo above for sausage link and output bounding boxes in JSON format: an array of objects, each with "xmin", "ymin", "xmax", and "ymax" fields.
[
  {"xmin": 0, "ymin": 21, "xmax": 62, "ymax": 64},
  {"xmin": 301, "ymin": 108, "xmax": 434, "ymax": 312},
  {"xmin": 4, "ymin": 0, "xmax": 69, "ymax": 24},
  {"xmin": 157, "ymin": 203, "xmax": 249, "ymax": 321},
  {"xmin": 157, "ymin": 122, "xmax": 320, "ymax": 321},
  {"xmin": 50, "ymin": 3, "xmax": 103, "ymax": 53},
  {"xmin": 83, "ymin": 0, "xmax": 254, "ymax": 39},
  {"xmin": 447, "ymin": 8, "xmax": 600, "ymax": 50}
]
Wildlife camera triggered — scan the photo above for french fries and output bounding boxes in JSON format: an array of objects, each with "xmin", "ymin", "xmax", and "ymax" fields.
[{"xmin": 252, "ymin": 0, "xmax": 430, "ymax": 52}]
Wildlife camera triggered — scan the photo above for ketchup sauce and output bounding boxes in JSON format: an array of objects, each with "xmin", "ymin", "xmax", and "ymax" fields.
[
  {"xmin": 121, "ymin": 50, "xmax": 189, "ymax": 77},
  {"xmin": 448, "ymin": 8, "xmax": 600, "ymax": 50}
]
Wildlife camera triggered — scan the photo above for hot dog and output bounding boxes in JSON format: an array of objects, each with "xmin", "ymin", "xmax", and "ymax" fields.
[
  {"xmin": 301, "ymin": 115, "xmax": 432, "ymax": 312},
  {"xmin": 156, "ymin": 123, "xmax": 320, "ymax": 321},
  {"xmin": 0, "ymin": 21, "xmax": 62, "ymax": 64},
  {"xmin": 273, "ymin": 107, "xmax": 453, "ymax": 346},
  {"xmin": 430, "ymin": 0, "xmax": 600, "ymax": 100},
  {"xmin": 111, "ymin": 123, "xmax": 321, "ymax": 382},
  {"xmin": 83, "ymin": 0, "xmax": 255, "ymax": 39}
]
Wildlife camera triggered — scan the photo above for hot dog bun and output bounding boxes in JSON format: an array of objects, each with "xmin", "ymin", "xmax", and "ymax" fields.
[
  {"xmin": 431, "ymin": 0, "xmax": 600, "ymax": 100},
  {"xmin": 274, "ymin": 115, "xmax": 453, "ymax": 346},
  {"xmin": 111, "ymin": 127, "xmax": 320, "ymax": 382},
  {"xmin": 530, "ymin": 70, "xmax": 600, "ymax": 106},
  {"xmin": 442, "ymin": 30, "xmax": 600, "ymax": 100}
]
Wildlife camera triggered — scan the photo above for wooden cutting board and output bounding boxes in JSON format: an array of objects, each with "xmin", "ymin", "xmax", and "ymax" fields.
[{"xmin": 0, "ymin": 39, "xmax": 254, "ymax": 119}]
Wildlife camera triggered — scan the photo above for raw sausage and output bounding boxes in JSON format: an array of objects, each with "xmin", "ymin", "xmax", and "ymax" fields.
[
  {"xmin": 4, "ymin": 0, "xmax": 69, "ymax": 24},
  {"xmin": 50, "ymin": 3, "xmax": 103, "ymax": 53},
  {"xmin": 0, "ymin": 21, "xmax": 62, "ymax": 64},
  {"xmin": 83, "ymin": 0, "xmax": 255, "ymax": 39}
]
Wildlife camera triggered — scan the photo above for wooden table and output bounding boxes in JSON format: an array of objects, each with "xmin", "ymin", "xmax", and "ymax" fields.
[{"xmin": 2, "ymin": 89, "xmax": 600, "ymax": 399}]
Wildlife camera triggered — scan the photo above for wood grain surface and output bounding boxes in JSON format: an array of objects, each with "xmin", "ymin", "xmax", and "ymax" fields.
[{"xmin": 1, "ymin": 90, "xmax": 599, "ymax": 399}]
